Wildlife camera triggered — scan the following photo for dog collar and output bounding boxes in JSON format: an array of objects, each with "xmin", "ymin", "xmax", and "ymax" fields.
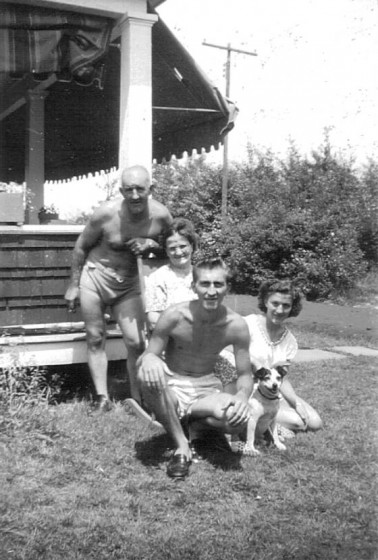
[{"xmin": 258, "ymin": 387, "xmax": 280, "ymax": 400}]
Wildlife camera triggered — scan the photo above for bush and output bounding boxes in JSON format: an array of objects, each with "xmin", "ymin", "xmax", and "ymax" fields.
[
  {"xmin": 152, "ymin": 142, "xmax": 377, "ymax": 300},
  {"xmin": 357, "ymin": 160, "xmax": 378, "ymax": 263},
  {"xmin": 0, "ymin": 337, "xmax": 60, "ymax": 411}
]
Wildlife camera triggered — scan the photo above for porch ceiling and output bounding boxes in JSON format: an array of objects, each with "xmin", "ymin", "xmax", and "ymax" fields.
[{"xmin": 1, "ymin": 5, "xmax": 237, "ymax": 181}]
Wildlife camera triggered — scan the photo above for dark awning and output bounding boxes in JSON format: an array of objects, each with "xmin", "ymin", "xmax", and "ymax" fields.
[
  {"xmin": 151, "ymin": 15, "xmax": 237, "ymax": 161},
  {"xmin": 0, "ymin": 4, "xmax": 237, "ymax": 181},
  {"xmin": 0, "ymin": 2, "xmax": 113, "ymax": 86}
]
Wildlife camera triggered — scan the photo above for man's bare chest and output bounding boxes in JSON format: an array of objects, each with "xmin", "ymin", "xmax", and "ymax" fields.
[
  {"xmin": 173, "ymin": 321, "xmax": 230, "ymax": 354},
  {"xmin": 103, "ymin": 217, "xmax": 160, "ymax": 251}
]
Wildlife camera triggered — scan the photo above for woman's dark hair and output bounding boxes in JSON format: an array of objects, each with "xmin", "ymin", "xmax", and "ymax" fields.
[
  {"xmin": 162, "ymin": 218, "xmax": 199, "ymax": 252},
  {"xmin": 257, "ymin": 279, "xmax": 303, "ymax": 318}
]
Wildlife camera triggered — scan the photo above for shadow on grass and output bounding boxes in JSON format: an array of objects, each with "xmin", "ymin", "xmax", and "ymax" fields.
[
  {"xmin": 43, "ymin": 360, "xmax": 131, "ymax": 404},
  {"xmin": 193, "ymin": 436, "xmax": 243, "ymax": 471},
  {"xmin": 134, "ymin": 430, "xmax": 243, "ymax": 472},
  {"xmin": 134, "ymin": 432, "xmax": 172, "ymax": 467}
]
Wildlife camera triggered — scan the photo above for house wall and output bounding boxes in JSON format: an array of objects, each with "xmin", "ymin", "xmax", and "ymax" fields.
[
  {"xmin": 0, "ymin": 226, "xmax": 83, "ymax": 326},
  {"xmin": 0, "ymin": 225, "xmax": 165, "ymax": 327}
]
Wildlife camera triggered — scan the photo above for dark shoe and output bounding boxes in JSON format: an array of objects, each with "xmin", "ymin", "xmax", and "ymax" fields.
[
  {"xmin": 167, "ymin": 453, "xmax": 191, "ymax": 479},
  {"xmin": 94, "ymin": 395, "xmax": 112, "ymax": 412}
]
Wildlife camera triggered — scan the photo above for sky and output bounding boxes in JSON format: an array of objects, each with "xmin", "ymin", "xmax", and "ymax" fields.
[{"xmin": 157, "ymin": 0, "xmax": 378, "ymax": 166}]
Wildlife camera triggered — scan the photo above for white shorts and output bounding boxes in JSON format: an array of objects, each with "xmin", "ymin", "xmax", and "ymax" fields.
[{"xmin": 167, "ymin": 371, "xmax": 223, "ymax": 419}]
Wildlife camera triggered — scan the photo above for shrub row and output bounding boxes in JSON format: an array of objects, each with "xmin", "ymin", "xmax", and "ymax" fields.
[{"xmin": 152, "ymin": 141, "xmax": 378, "ymax": 300}]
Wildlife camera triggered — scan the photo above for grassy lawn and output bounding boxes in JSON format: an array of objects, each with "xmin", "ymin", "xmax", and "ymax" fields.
[
  {"xmin": 289, "ymin": 322, "xmax": 377, "ymax": 351},
  {"xmin": 289, "ymin": 312, "xmax": 378, "ymax": 349},
  {"xmin": 1, "ymin": 350, "xmax": 377, "ymax": 560}
]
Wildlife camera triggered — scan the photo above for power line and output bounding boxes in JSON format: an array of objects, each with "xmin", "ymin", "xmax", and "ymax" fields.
[{"xmin": 203, "ymin": 41, "xmax": 257, "ymax": 226}]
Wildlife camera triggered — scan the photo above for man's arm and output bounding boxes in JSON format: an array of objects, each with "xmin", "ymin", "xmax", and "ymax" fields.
[
  {"xmin": 126, "ymin": 202, "xmax": 173, "ymax": 256},
  {"xmin": 219, "ymin": 317, "xmax": 253, "ymax": 427},
  {"xmin": 233, "ymin": 319, "xmax": 254, "ymax": 403},
  {"xmin": 64, "ymin": 208, "xmax": 104, "ymax": 311},
  {"xmin": 138, "ymin": 307, "xmax": 178, "ymax": 390},
  {"xmin": 125, "ymin": 236, "xmax": 162, "ymax": 256}
]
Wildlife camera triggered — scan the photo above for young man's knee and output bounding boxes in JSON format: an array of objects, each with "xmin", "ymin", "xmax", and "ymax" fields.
[
  {"xmin": 213, "ymin": 393, "xmax": 236, "ymax": 420},
  {"xmin": 205, "ymin": 416, "xmax": 246, "ymax": 435}
]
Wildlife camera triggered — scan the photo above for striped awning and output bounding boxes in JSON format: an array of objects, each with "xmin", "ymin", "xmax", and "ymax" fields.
[
  {"xmin": 0, "ymin": 3, "xmax": 112, "ymax": 86},
  {"xmin": 0, "ymin": 4, "xmax": 237, "ymax": 181}
]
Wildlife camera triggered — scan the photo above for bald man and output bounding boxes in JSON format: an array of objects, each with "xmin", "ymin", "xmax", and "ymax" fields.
[{"xmin": 65, "ymin": 165, "xmax": 173, "ymax": 409}]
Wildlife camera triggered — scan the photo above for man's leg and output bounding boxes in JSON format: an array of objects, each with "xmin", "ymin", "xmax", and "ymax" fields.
[
  {"xmin": 141, "ymin": 384, "xmax": 191, "ymax": 460},
  {"xmin": 189, "ymin": 392, "xmax": 245, "ymax": 434},
  {"xmin": 140, "ymin": 381, "xmax": 192, "ymax": 478},
  {"xmin": 80, "ymin": 289, "xmax": 108, "ymax": 399},
  {"xmin": 112, "ymin": 295, "xmax": 145, "ymax": 403}
]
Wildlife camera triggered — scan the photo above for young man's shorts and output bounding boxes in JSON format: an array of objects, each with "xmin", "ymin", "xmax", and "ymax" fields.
[
  {"xmin": 166, "ymin": 371, "xmax": 223, "ymax": 419},
  {"xmin": 80, "ymin": 261, "xmax": 140, "ymax": 307}
]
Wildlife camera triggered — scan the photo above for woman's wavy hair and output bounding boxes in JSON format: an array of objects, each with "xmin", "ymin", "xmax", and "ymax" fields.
[
  {"xmin": 162, "ymin": 218, "xmax": 199, "ymax": 253},
  {"xmin": 257, "ymin": 278, "xmax": 303, "ymax": 318}
]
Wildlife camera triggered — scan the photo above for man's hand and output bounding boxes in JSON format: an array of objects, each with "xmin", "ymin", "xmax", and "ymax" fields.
[
  {"xmin": 64, "ymin": 285, "xmax": 80, "ymax": 313},
  {"xmin": 138, "ymin": 353, "xmax": 171, "ymax": 391},
  {"xmin": 222, "ymin": 395, "xmax": 250, "ymax": 427},
  {"xmin": 125, "ymin": 238, "xmax": 154, "ymax": 255}
]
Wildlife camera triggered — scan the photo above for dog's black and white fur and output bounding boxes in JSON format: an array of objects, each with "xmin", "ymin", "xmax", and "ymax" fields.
[{"xmin": 236, "ymin": 366, "xmax": 287, "ymax": 456}]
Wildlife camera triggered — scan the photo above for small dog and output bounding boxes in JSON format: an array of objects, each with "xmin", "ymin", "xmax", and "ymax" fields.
[{"xmin": 232, "ymin": 366, "xmax": 287, "ymax": 456}]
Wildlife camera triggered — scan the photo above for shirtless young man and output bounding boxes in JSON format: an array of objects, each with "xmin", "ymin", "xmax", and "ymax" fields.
[
  {"xmin": 137, "ymin": 258, "xmax": 253, "ymax": 479},
  {"xmin": 64, "ymin": 165, "xmax": 172, "ymax": 409}
]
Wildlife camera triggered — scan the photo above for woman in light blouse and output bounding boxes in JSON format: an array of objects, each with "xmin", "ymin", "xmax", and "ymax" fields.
[{"xmin": 145, "ymin": 218, "xmax": 199, "ymax": 331}]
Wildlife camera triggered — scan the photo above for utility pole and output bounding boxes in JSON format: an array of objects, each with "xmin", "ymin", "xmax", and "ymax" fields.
[{"xmin": 203, "ymin": 41, "xmax": 257, "ymax": 226}]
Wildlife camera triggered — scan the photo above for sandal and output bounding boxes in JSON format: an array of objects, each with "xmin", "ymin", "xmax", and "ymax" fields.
[{"xmin": 229, "ymin": 440, "xmax": 258, "ymax": 456}]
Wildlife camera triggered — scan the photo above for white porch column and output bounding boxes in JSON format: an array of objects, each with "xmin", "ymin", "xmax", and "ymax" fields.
[
  {"xmin": 118, "ymin": 12, "xmax": 158, "ymax": 176},
  {"xmin": 25, "ymin": 90, "xmax": 48, "ymax": 224}
]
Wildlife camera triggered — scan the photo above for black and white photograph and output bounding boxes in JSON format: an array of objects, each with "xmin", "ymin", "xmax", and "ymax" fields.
[{"xmin": 0, "ymin": 1, "xmax": 377, "ymax": 558}]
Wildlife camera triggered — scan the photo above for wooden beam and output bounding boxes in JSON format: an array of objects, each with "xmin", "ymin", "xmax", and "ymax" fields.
[
  {"xmin": 0, "ymin": 74, "xmax": 57, "ymax": 122},
  {"xmin": 0, "ymin": 331, "xmax": 127, "ymax": 367},
  {"xmin": 2, "ymin": 0, "xmax": 149, "ymax": 19}
]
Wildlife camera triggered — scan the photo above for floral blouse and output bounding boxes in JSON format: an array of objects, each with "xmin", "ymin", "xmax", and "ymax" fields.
[{"xmin": 145, "ymin": 264, "xmax": 197, "ymax": 313}]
